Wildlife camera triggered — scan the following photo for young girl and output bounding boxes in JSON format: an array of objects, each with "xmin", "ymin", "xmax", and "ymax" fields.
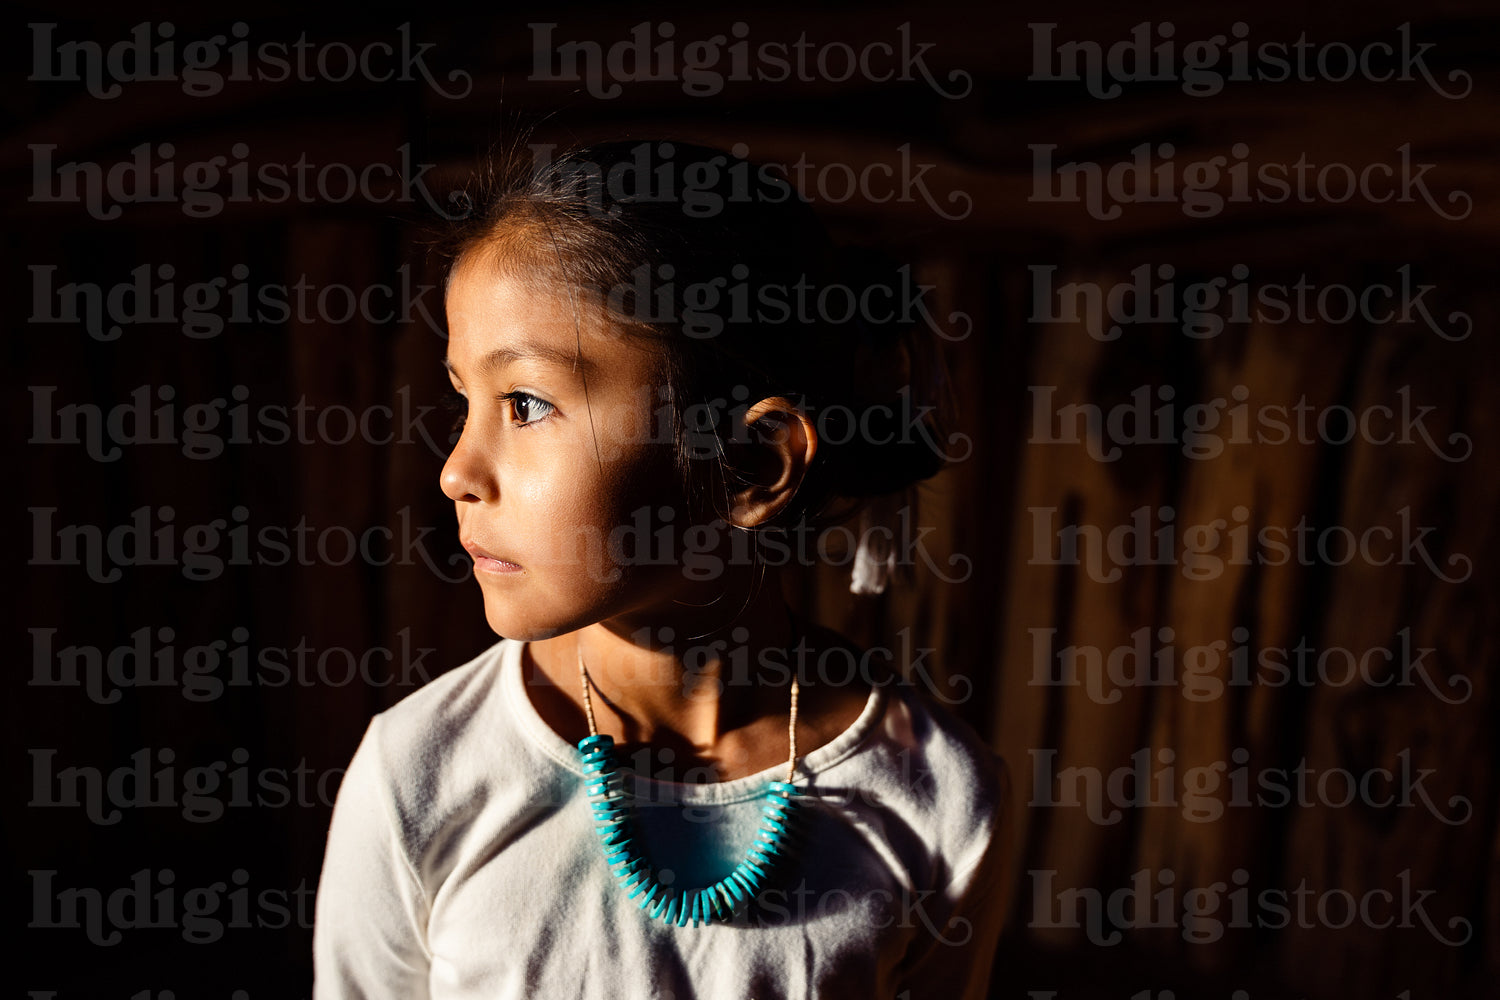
[{"xmin": 313, "ymin": 140, "xmax": 1008, "ymax": 1000}]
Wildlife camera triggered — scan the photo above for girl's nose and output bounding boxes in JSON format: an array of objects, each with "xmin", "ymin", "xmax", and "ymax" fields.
[{"xmin": 440, "ymin": 430, "xmax": 498, "ymax": 503}]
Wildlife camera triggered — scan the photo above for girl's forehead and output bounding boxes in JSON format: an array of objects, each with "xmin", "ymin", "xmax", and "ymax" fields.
[{"xmin": 444, "ymin": 259, "xmax": 653, "ymax": 378}]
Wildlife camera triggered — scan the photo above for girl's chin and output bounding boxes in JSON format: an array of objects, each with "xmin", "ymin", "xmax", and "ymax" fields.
[
  {"xmin": 475, "ymin": 565, "xmax": 714, "ymax": 640},
  {"xmin": 482, "ymin": 609, "xmax": 549, "ymax": 643},
  {"xmin": 479, "ymin": 596, "xmax": 593, "ymax": 643}
]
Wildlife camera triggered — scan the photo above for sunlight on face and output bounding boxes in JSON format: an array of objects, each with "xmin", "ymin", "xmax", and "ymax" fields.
[{"xmin": 440, "ymin": 253, "xmax": 694, "ymax": 640}]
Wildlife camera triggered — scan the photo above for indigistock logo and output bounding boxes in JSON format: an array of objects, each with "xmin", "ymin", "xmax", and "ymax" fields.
[
  {"xmin": 1028, "ymin": 746, "xmax": 1471, "ymax": 826},
  {"xmin": 29, "ymin": 142, "xmax": 466, "ymax": 221},
  {"xmin": 1029, "ymin": 868, "xmax": 1472, "ymax": 946},
  {"xmin": 29, "ymin": 625, "xmax": 437, "ymax": 703},
  {"xmin": 528, "ymin": 21, "xmax": 971, "ymax": 99},
  {"xmin": 666, "ymin": 389, "xmax": 970, "ymax": 465},
  {"xmin": 491, "ymin": 505, "xmax": 974, "ymax": 585},
  {"xmin": 579, "ymin": 623, "xmax": 968, "ymax": 707},
  {"xmin": 721, "ymin": 880, "xmax": 973, "ymax": 941},
  {"xmin": 28, "ymin": 21, "xmax": 472, "ymax": 98},
  {"xmin": 1027, "ymin": 505, "xmax": 1472, "ymax": 584},
  {"xmin": 1028, "ymin": 22, "xmax": 1471, "ymax": 99},
  {"xmin": 1028, "ymin": 626, "xmax": 1469, "ymax": 705},
  {"xmin": 27, "ymin": 506, "xmax": 466, "ymax": 584},
  {"xmin": 1027, "ymin": 384, "xmax": 1472, "ymax": 462},
  {"xmin": 30, "ymin": 747, "xmax": 346, "ymax": 825},
  {"xmin": 29, "ymin": 384, "xmax": 452, "ymax": 462},
  {"xmin": 1028, "ymin": 143, "xmax": 1471, "ymax": 221},
  {"xmin": 592, "ymin": 260, "xmax": 972, "ymax": 340},
  {"xmin": 29, "ymin": 869, "xmax": 314, "ymax": 946},
  {"xmin": 29, "ymin": 262, "xmax": 443, "ymax": 342},
  {"xmin": 525, "ymin": 140, "xmax": 972, "ymax": 221},
  {"xmin": 1028, "ymin": 263, "xmax": 1471, "ymax": 342}
]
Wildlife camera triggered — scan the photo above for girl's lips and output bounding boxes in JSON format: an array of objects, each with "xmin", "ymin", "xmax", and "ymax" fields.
[{"xmin": 462, "ymin": 539, "xmax": 523, "ymax": 574}]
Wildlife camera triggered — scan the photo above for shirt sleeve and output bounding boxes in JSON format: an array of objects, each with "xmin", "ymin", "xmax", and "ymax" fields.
[
  {"xmin": 893, "ymin": 753, "xmax": 1012, "ymax": 1000},
  {"xmin": 313, "ymin": 715, "xmax": 433, "ymax": 1000}
]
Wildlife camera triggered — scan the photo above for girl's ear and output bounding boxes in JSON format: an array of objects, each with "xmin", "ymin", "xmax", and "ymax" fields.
[{"xmin": 726, "ymin": 396, "xmax": 818, "ymax": 529}]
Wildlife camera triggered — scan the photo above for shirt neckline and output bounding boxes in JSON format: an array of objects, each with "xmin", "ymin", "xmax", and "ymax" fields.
[{"xmin": 500, "ymin": 637, "xmax": 887, "ymax": 805}]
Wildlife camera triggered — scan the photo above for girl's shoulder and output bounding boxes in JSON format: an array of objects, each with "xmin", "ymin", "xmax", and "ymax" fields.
[
  {"xmin": 803, "ymin": 624, "xmax": 1007, "ymax": 881},
  {"xmin": 340, "ymin": 638, "xmax": 556, "ymax": 842},
  {"xmin": 801, "ymin": 620, "xmax": 999, "ymax": 781},
  {"xmin": 369, "ymin": 637, "xmax": 515, "ymax": 755}
]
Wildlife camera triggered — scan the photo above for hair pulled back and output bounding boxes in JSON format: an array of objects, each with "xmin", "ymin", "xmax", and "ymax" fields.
[{"xmin": 438, "ymin": 139, "xmax": 955, "ymax": 535}]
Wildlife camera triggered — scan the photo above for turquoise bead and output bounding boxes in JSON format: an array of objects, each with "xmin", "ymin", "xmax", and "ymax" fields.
[{"xmin": 584, "ymin": 767, "xmax": 806, "ymax": 928}]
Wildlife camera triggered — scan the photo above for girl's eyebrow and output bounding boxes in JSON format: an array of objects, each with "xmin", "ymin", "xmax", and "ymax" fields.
[{"xmin": 443, "ymin": 343, "xmax": 598, "ymax": 379}]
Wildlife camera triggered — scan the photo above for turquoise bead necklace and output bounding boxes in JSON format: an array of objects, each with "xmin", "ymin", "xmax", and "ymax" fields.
[{"xmin": 576, "ymin": 645, "xmax": 802, "ymax": 928}]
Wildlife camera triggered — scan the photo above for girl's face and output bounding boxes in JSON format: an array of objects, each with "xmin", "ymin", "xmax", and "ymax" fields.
[{"xmin": 440, "ymin": 253, "xmax": 697, "ymax": 640}]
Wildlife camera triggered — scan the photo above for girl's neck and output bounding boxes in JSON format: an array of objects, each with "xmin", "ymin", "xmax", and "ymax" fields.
[{"xmin": 525, "ymin": 572, "xmax": 810, "ymax": 781}]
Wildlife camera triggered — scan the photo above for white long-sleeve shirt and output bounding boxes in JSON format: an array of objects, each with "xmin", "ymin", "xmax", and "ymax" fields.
[{"xmin": 313, "ymin": 637, "xmax": 1008, "ymax": 999}]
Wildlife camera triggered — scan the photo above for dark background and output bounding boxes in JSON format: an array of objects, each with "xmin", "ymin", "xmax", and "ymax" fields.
[{"xmin": 8, "ymin": 2, "xmax": 1497, "ymax": 997}]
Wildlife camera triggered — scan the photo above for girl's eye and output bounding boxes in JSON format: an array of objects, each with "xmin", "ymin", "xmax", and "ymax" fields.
[
  {"xmin": 501, "ymin": 391, "xmax": 555, "ymax": 428},
  {"xmin": 438, "ymin": 389, "xmax": 555, "ymax": 439}
]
